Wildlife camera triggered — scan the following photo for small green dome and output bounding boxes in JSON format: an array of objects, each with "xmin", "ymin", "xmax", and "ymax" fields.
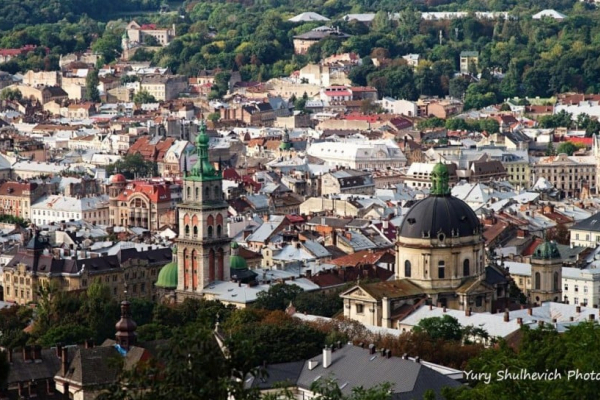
[
  {"xmin": 156, "ymin": 261, "xmax": 178, "ymax": 289},
  {"xmin": 532, "ymin": 240, "xmax": 561, "ymax": 260},
  {"xmin": 230, "ymin": 241, "xmax": 247, "ymax": 269},
  {"xmin": 230, "ymin": 255, "xmax": 247, "ymax": 270}
]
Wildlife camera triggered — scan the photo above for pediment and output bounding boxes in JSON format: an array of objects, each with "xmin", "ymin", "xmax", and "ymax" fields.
[{"xmin": 340, "ymin": 285, "xmax": 376, "ymax": 301}]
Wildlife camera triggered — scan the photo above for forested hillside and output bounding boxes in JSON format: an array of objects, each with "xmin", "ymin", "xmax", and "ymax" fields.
[{"xmin": 0, "ymin": 0, "xmax": 161, "ymax": 30}]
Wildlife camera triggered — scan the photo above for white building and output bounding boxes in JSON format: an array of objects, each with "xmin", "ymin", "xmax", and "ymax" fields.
[
  {"xmin": 378, "ymin": 97, "xmax": 418, "ymax": 116},
  {"xmin": 569, "ymin": 212, "xmax": 600, "ymax": 247},
  {"xmin": 12, "ymin": 161, "xmax": 69, "ymax": 179},
  {"xmin": 563, "ymin": 267, "xmax": 600, "ymax": 307},
  {"xmin": 307, "ymin": 139, "xmax": 407, "ymax": 170},
  {"xmin": 31, "ymin": 195, "xmax": 110, "ymax": 226}
]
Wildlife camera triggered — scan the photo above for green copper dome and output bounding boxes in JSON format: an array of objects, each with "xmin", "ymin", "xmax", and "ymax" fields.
[
  {"xmin": 532, "ymin": 240, "xmax": 561, "ymax": 260},
  {"xmin": 230, "ymin": 241, "xmax": 247, "ymax": 270},
  {"xmin": 431, "ymin": 162, "xmax": 450, "ymax": 196},
  {"xmin": 156, "ymin": 261, "xmax": 178, "ymax": 289}
]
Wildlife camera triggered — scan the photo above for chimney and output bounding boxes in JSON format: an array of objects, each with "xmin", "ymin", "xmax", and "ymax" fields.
[
  {"xmin": 386, "ymin": 349, "xmax": 392, "ymax": 359},
  {"xmin": 308, "ymin": 360, "xmax": 319, "ymax": 370},
  {"xmin": 61, "ymin": 347, "xmax": 69, "ymax": 377},
  {"xmin": 504, "ymin": 311, "xmax": 509, "ymax": 322},
  {"xmin": 414, "ymin": 356, "xmax": 421, "ymax": 363},
  {"xmin": 517, "ymin": 317, "xmax": 523, "ymax": 325},
  {"xmin": 465, "ymin": 307, "xmax": 472, "ymax": 317},
  {"xmin": 527, "ymin": 307, "xmax": 533, "ymax": 316},
  {"xmin": 85, "ymin": 339, "xmax": 94, "ymax": 349},
  {"xmin": 55, "ymin": 343, "xmax": 63, "ymax": 359},
  {"xmin": 33, "ymin": 345, "xmax": 42, "ymax": 362},
  {"xmin": 23, "ymin": 345, "xmax": 32, "ymax": 363},
  {"xmin": 402, "ymin": 353, "xmax": 408, "ymax": 360},
  {"xmin": 368, "ymin": 344, "xmax": 376, "ymax": 355},
  {"xmin": 443, "ymin": 306, "xmax": 447, "ymax": 313},
  {"xmin": 323, "ymin": 346, "xmax": 332, "ymax": 368},
  {"xmin": 576, "ymin": 306, "xmax": 581, "ymax": 313}
]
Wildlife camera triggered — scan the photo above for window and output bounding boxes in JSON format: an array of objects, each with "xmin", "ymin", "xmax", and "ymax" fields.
[
  {"xmin": 475, "ymin": 296, "xmax": 482, "ymax": 307},
  {"xmin": 185, "ymin": 225, "xmax": 190, "ymax": 236},
  {"xmin": 583, "ymin": 298, "xmax": 588, "ymax": 306},
  {"xmin": 217, "ymin": 225, "xmax": 222, "ymax": 237},
  {"xmin": 576, "ymin": 233, "xmax": 580, "ymax": 240},
  {"xmin": 519, "ymin": 278, "xmax": 523, "ymax": 285},
  {"xmin": 463, "ymin": 259, "xmax": 470, "ymax": 276},
  {"xmin": 535, "ymin": 272, "xmax": 541, "ymax": 290},
  {"xmin": 574, "ymin": 297, "xmax": 579, "ymax": 305},
  {"xmin": 404, "ymin": 260, "xmax": 411, "ymax": 277},
  {"xmin": 554, "ymin": 272, "xmax": 559, "ymax": 292},
  {"xmin": 438, "ymin": 261, "xmax": 445, "ymax": 279},
  {"xmin": 584, "ymin": 286, "xmax": 589, "ymax": 294},
  {"xmin": 193, "ymin": 226, "xmax": 198, "ymax": 237},
  {"xmin": 208, "ymin": 225, "xmax": 213, "ymax": 238},
  {"xmin": 575, "ymin": 285, "xmax": 579, "ymax": 292},
  {"xmin": 565, "ymin": 284, "xmax": 569, "ymax": 291},
  {"xmin": 356, "ymin": 304, "xmax": 364, "ymax": 314}
]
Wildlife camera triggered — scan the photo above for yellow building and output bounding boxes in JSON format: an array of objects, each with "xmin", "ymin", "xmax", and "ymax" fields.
[{"xmin": 2, "ymin": 231, "xmax": 172, "ymax": 304}]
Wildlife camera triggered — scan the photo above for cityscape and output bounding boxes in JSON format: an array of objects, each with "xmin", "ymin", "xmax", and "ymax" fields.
[{"xmin": 1, "ymin": 0, "xmax": 600, "ymax": 399}]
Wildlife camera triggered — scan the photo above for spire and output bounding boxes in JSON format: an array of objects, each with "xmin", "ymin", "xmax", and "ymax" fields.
[
  {"xmin": 430, "ymin": 162, "xmax": 450, "ymax": 196},
  {"xmin": 115, "ymin": 301, "xmax": 137, "ymax": 351},
  {"xmin": 188, "ymin": 120, "xmax": 220, "ymax": 181}
]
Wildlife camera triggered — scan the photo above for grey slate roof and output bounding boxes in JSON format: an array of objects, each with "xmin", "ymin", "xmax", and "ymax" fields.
[
  {"xmin": 288, "ymin": 345, "xmax": 461, "ymax": 399},
  {"xmin": 570, "ymin": 212, "xmax": 600, "ymax": 232}
]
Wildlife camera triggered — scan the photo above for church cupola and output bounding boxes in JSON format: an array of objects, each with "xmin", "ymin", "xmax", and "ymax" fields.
[{"xmin": 115, "ymin": 300, "xmax": 137, "ymax": 351}]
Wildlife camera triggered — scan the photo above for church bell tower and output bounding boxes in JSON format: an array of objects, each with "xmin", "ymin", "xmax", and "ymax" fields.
[{"xmin": 176, "ymin": 121, "xmax": 230, "ymax": 298}]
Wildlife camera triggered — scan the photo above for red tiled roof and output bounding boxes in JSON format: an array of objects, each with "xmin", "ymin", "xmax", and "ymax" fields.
[
  {"xmin": 127, "ymin": 136, "xmax": 175, "ymax": 163},
  {"xmin": 522, "ymin": 237, "xmax": 545, "ymax": 257},
  {"xmin": 0, "ymin": 182, "xmax": 37, "ymax": 197},
  {"xmin": 115, "ymin": 180, "xmax": 171, "ymax": 203},
  {"xmin": 567, "ymin": 138, "xmax": 592, "ymax": 146},
  {"xmin": 330, "ymin": 249, "xmax": 394, "ymax": 267}
]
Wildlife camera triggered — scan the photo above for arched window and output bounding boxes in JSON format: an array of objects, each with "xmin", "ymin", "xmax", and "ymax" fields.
[
  {"xmin": 463, "ymin": 259, "xmax": 470, "ymax": 276},
  {"xmin": 185, "ymin": 225, "xmax": 190, "ymax": 236},
  {"xmin": 195, "ymin": 187, "xmax": 199, "ymax": 200},
  {"xmin": 404, "ymin": 260, "xmax": 411, "ymax": 277},
  {"xmin": 193, "ymin": 226, "xmax": 198, "ymax": 237},
  {"xmin": 205, "ymin": 186, "xmax": 209, "ymax": 198},
  {"xmin": 554, "ymin": 272, "xmax": 559, "ymax": 291},
  {"xmin": 535, "ymin": 272, "xmax": 541, "ymax": 290},
  {"xmin": 217, "ymin": 225, "xmax": 222, "ymax": 237},
  {"xmin": 214, "ymin": 186, "xmax": 220, "ymax": 199},
  {"xmin": 438, "ymin": 260, "xmax": 445, "ymax": 279},
  {"xmin": 208, "ymin": 225, "xmax": 213, "ymax": 238},
  {"xmin": 186, "ymin": 187, "xmax": 191, "ymax": 199}
]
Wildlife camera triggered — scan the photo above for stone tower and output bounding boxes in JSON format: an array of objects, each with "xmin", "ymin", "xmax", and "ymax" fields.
[
  {"xmin": 530, "ymin": 240, "xmax": 562, "ymax": 305},
  {"xmin": 176, "ymin": 121, "xmax": 230, "ymax": 298},
  {"xmin": 115, "ymin": 300, "xmax": 137, "ymax": 351}
]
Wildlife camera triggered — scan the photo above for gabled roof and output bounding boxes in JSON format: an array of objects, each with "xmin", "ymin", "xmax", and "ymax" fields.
[{"xmin": 571, "ymin": 212, "xmax": 600, "ymax": 232}]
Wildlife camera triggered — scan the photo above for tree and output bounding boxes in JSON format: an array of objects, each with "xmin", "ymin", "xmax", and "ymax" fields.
[
  {"xmin": 133, "ymin": 89, "xmax": 157, "ymax": 104},
  {"xmin": 143, "ymin": 35, "xmax": 159, "ymax": 46},
  {"xmin": 557, "ymin": 142, "xmax": 578, "ymax": 156},
  {"xmin": 106, "ymin": 153, "xmax": 157, "ymax": 179},
  {"xmin": 413, "ymin": 315, "xmax": 463, "ymax": 341},
  {"xmin": 85, "ymin": 68, "xmax": 100, "ymax": 102},
  {"xmin": 253, "ymin": 284, "xmax": 303, "ymax": 311},
  {"xmin": 208, "ymin": 112, "xmax": 220, "ymax": 123},
  {"xmin": 417, "ymin": 117, "xmax": 446, "ymax": 130},
  {"xmin": 310, "ymin": 377, "xmax": 393, "ymax": 400},
  {"xmin": 0, "ymin": 88, "xmax": 22, "ymax": 101}
]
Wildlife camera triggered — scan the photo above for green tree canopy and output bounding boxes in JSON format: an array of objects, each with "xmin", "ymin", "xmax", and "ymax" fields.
[
  {"xmin": 413, "ymin": 314, "xmax": 463, "ymax": 341},
  {"xmin": 557, "ymin": 141, "xmax": 579, "ymax": 156},
  {"xmin": 133, "ymin": 89, "xmax": 157, "ymax": 104}
]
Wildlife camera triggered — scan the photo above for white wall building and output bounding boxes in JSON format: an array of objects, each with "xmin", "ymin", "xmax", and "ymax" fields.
[
  {"xmin": 378, "ymin": 97, "xmax": 418, "ymax": 116},
  {"xmin": 31, "ymin": 195, "xmax": 110, "ymax": 226},
  {"xmin": 563, "ymin": 267, "xmax": 600, "ymax": 307}
]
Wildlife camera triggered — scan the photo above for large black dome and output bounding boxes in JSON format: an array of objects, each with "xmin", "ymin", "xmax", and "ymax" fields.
[{"xmin": 399, "ymin": 195, "xmax": 481, "ymax": 239}]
